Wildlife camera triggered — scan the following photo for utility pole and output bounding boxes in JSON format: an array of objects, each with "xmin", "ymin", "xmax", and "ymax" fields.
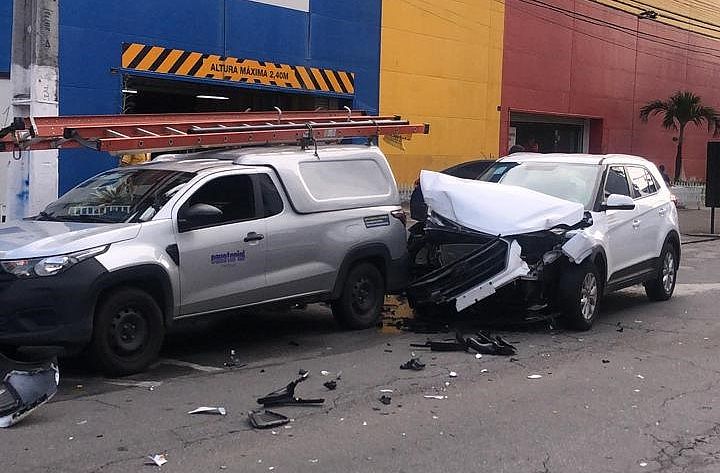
[{"xmin": 7, "ymin": 0, "xmax": 59, "ymax": 220}]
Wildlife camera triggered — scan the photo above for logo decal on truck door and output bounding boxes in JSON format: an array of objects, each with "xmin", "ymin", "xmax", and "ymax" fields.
[{"xmin": 210, "ymin": 250, "xmax": 246, "ymax": 265}]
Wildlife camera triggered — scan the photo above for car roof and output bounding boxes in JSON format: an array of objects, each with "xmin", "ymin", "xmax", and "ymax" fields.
[
  {"xmin": 498, "ymin": 152, "xmax": 654, "ymax": 166},
  {"xmin": 132, "ymin": 144, "xmax": 381, "ymax": 174}
]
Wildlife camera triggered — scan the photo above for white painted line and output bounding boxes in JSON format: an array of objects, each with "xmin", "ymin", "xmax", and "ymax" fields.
[{"xmin": 158, "ymin": 358, "xmax": 225, "ymax": 373}]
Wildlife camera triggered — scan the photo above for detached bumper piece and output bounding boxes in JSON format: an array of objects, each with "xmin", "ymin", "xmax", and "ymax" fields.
[
  {"xmin": 407, "ymin": 237, "xmax": 509, "ymax": 307},
  {"xmin": 257, "ymin": 371, "xmax": 324, "ymax": 407},
  {"xmin": 0, "ymin": 353, "xmax": 59, "ymax": 428}
]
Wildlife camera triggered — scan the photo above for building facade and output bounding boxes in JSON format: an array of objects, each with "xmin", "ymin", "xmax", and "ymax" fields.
[{"xmin": 1, "ymin": 0, "xmax": 719, "ymax": 216}]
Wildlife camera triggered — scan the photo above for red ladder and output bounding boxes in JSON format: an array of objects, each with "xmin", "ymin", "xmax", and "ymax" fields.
[{"xmin": 0, "ymin": 109, "xmax": 429, "ymax": 154}]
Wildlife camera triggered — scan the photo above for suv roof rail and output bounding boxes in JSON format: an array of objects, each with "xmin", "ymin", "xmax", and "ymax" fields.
[{"xmin": 0, "ymin": 109, "xmax": 430, "ymax": 155}]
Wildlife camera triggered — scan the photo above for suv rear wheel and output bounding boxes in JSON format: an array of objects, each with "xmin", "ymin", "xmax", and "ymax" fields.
[
  {"xmin": 558, "ymin": 259, "xmax": 601, "ymax": 330},
  {"xmin": 89, "ymin": 287, "xmax": 164, "ymax": 376},
  {"xmin": 332, "ymin": 262, "xmax": 385, "ymax": 329},
  {"xmin": 644, "ymin": 242, "xmax": 678, "ymax": 301}
]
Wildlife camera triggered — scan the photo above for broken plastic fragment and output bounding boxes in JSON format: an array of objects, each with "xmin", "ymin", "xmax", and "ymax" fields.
[
  {"xmin": 400, "ymin": 358, "xmax": 426, "ymax": 371},
  {"xmin": 379, "ymin": 389, "xmax": 394, "ymax": 393},
  {"xmin": 636, "ymin": 375, "xmax": 645, "ymax": 379},
  {"xmin": 224, "ymin": 349, "xmax": 241, "ymax": 367},
  {"xmin": 423, "ymin": 395, "xmax": 447, "ymax": 400},
  {"xmin": 248, "ymin": 410, "xmax": 290, "ymax": 429},
  {"xmin": 146, "ymin": 454, "xmax": 167, "ymax": 467},
  {"xmin": 257, "ymin": 372, "xmax": 324, "ymax": 407},
  {"xmin": 449, "ymin": 371, "xmax": 458, "ymax": 378},
  {"xmin": 188, "ymin": 406, "xmax": 227, "ymax": 415},
  {"xmin": 480, "ymin": 369, "xmax": 489, "ymax": 373},
  {"xmin": 640, "ymin": 461, "xmax": 648, "ymax": 467},
  {"xmin": 527, "ymin": 374, "xmax": 543, "ymax": 379},
  {"xmin": 320, "ymin": 370, "xmax": 330, "ymax": 376},
  {"xmin": 323, "ymin": 380, "xmax": 337, "ymax": 391},
  {"xmin": 475, "ymin": 354, "xmax": 482, "ymax": 359},
  {"xmin": 0, "ymin": 352, "xmax": 59, "ymax": 428},
  {"xmin": 379, "ymin": 395, "xmax": 392, "ymax": 405},
  {"xmin": 602, "ymin": 359, "xmax": 610, "ymax": 364}
]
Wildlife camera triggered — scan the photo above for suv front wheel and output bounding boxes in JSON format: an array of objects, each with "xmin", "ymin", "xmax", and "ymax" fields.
[
  {"xmin": 558, "ymin": 259, "xmax": 601, "ymax": 330},
  {"xmin": 332, "ymin": 262, "xmax": 385, "ymax": 329},
  {"xmin": 89, "ymin": 287, "xmax": 165, "ymax": 376}
]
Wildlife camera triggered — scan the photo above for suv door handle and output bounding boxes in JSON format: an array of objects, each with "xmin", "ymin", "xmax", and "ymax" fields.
[
  {"xmin": 632, "ymin": 219, "xmax": 641, "ymax": 229},
  {"xmin": 244, "ymin": 232, "xmax": 265, "ymax": 242}
]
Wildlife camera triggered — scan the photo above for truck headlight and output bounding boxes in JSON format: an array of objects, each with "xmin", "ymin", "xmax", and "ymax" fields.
[{"xmin": 1, "ymin": 246, "xmax": 108, "ymax": 278}]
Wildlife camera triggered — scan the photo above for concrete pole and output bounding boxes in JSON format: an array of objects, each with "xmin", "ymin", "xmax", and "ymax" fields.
[{"xmin": 7, "ymin": 0, "xmax": 59, "ymax": 220}]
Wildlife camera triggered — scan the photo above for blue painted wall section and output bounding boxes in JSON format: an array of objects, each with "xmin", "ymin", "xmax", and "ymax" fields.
[
  {"xmin": 0, "ymin": 0, "xmax": 11, "ymax": 75},
  {"xmin": 57, "ymin": 0, "xmax": 381, "ymax": 194}
]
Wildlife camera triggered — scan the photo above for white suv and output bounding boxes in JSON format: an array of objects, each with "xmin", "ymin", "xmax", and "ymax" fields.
[{"xmin": 407, "ymin": 153, "xmax": 680, "ymax": 329}]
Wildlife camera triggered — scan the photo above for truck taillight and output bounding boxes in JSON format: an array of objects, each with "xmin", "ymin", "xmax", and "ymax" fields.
[{"xmin": 391, "ymin": 209, "xmax": 407, "ymax": 227}]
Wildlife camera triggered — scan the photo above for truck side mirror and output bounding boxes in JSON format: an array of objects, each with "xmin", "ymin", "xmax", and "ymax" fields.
[{"xmin": 178, "ymin": 203, "xmax": 223, "ymax": 231}]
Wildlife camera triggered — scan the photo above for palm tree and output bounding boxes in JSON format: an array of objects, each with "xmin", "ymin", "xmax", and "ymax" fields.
[{"xmin": 639, "ymin": 91, "xmax": 720, "ymax": 181}]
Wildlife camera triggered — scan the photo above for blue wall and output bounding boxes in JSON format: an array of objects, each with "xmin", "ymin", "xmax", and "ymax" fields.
[
  {"xmin": 0, "ymin": 0, "xmax": 11, "ymax": 75},
  {"xmin": 58, "ymin": 0, "xmax": 381, "ymax": 193}
]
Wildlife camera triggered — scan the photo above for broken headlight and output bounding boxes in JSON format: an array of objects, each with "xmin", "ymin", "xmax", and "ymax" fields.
[{"xmin": 0, "ymin": 245, "xmax": 108, "ymax": 278}]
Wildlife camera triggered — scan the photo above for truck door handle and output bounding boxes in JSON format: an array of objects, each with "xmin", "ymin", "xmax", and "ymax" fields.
[
  {"xmin": 244, "ymin": 232, "xmax": 264, "ymax": 242},
  {"xmin": 632, "ymin": 219, "xmax": 641, "ymax": 229}
]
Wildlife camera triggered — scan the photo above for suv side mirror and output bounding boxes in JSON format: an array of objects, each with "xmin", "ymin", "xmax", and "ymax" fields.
[
  {"xmin": 601, "ymin": 194, "xmax": 635, "ymax": 211},
  {"xmin": 178, "ymin": 203, "xmax": 223, "ymax": 231}
]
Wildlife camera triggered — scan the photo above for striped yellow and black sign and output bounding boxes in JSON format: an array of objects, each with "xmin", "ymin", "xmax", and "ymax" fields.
[{"xmin": 121, "ymin": 43, "xmax": 355, "ymax": 95}]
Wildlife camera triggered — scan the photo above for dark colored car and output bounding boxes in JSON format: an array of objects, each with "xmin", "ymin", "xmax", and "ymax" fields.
[{"xmin": 409, "ymin": 159, "xmax": 496, "ymax": 221}]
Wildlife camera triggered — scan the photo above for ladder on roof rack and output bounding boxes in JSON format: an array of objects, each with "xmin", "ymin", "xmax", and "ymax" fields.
[{"xmin": 0, "ymin": 109, "xmax": 430, "ymax": 155}]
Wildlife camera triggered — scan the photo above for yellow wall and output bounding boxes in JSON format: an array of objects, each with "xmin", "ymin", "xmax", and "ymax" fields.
[{"xmin": 379, "ymin": 0, "xmax": 505, "ymax": 187}]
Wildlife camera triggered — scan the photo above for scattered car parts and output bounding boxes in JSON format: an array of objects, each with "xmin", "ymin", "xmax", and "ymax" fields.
[
  {"xmin": 248, "ymin": 410, "xmax": 290, "ymax": 429},
  {"xmin": 0, "ymin": 352, "xmax": 59, "ymax": 428},
  {"xmin": 257, "ymin": 371, "xmax": 324, "ymax": 407}
]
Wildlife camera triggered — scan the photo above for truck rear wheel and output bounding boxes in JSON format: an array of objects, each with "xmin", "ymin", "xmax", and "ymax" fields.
[
  {"xmin": 332, "ymin": 262, "xmax": 385, "ymax": 329},
  {"xmin": 89, "ymin": 287, "xmax": 164, "ymax": 376}
]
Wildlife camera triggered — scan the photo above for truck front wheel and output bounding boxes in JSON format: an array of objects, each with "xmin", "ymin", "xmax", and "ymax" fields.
[
  {"xmin": 89, "ymin": 287, "xmax": 164, "ymax": 376},
  {"xmin": 332, "ymin": 262, "xmax": 385, "ymax": 329}
]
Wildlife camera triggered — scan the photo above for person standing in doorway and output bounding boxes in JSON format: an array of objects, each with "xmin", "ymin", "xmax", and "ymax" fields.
[{"xmin": 658, "ymin": 164, "xmax": 671, "ymax": 185}]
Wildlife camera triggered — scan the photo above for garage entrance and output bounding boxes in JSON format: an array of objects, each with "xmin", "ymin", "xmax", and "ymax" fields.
[{"xmin": 509, "ymin": 112, "xmax": 590, "ymax": 154}]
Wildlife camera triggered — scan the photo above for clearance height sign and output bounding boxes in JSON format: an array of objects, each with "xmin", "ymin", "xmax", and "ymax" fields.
[{"xmin": 121, "ymin": 43, "xmax": 355, "ymax": 95}]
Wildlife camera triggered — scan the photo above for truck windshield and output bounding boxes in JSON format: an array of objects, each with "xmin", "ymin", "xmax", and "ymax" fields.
[
  {"xmin": 478, "ymin": 162, "xmax": 600, "ymax": 209},
  {"xmin": 35, "ymin": 168, "xmax": 195, "ymax": 223}
]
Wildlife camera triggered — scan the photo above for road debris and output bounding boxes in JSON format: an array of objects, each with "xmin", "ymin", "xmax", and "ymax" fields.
[
  {"xmin": 424, "ymin": 395, "xmax": 447, "ymax": 400},
  {"xmin": 480, "ymin": 369, "xmax": 489, "ymax": 373},
  {"xmin": 248, "ymin": 410, "xmax": 290, "ymax": 429},
  {"xmin": 257, "ymin": 371, "xmax": 324, "ymax": 407},
  {"xmin": 616, "ymin": 323, "xmax": 624, "ymax": 332},
  {"xmin": 449, "ymin": 371, "xmax": 458, "ymax": 377},
  {"xmin": 379, "ymin": 395, "xmax": 392, "ymax": 405},
  {"xmin": 400, "ymin": 358, "xmax": 426, "ymax": 371},
  {"xmin": 475, "ymin": 354, "xmax": 483, "ymax": 359},
  {"xmin": 602, "ymin": 359, "xmax": 610, "ymax": 364},
  {"xmin": 412, "ymin": 331, "xmax": 516, "ymax": 356},
  {"xmin": 323, "ymin": 380, "xmax": 337, "ymax": 391},
  {"xmin": 320, "ymin": 370, "xmax": 330, "ymax": 376},
  {"xmin": 188, "ymin": 406, "xmax": 227, "ymax": 415},
  {"xmin": 146, "ymin": 454, "xmax": 167, "ymax": 467},
  {"xmin": 527, "ymin": 374, "xmax": 543, "ymax": 379},
  {"xmin": 224, "ymin": 349, "xmax": 242, "ymax": 368},
  {"xmin": 380, "ymin": 389, "xmax": 394, "ymax": 393},
  {"xmin": 0, "ymin": 352, "xmax": 60, "ymax": 428}
]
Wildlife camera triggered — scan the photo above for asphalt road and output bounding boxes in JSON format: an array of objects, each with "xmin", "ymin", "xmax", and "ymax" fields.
[{"xmin": 2, "ymin": 237, "xmax": 720, "ymax": 473}]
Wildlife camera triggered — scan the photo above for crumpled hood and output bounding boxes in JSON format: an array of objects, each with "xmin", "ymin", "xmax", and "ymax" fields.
[
  {"xmin": 420, "ymin": 170, "xmax": 585, "ymax": 235},
  {"xmin": 0, "ymin": 220, "xmax": 141, "ymax": 260}
]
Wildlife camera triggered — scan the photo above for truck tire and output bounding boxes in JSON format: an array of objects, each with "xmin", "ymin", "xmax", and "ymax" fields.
[
  {"xmin": 332, "ymin": 262, "xmax": 385, "ymax": 329},
  {"xmin": 558, "ymin": 259, "xmax": 601, "ymax": 331},
  {"xmin": 644, "ymin": 242, "xmax": 678, "ymax": 301},
  {"xmin": 89, "ymin": 287, "xmax": 164, "ymax": 376}
]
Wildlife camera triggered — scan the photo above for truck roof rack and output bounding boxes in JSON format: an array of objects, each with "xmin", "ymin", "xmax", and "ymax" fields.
[{"xmin": 0, "ymin": 108, "xmax": 430, "ymax": 155}]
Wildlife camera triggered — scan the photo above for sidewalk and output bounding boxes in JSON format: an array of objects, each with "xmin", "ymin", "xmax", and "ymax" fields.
[{"xmin": 678, "ymin": 208, "xmax": 718, "ymax": 235}]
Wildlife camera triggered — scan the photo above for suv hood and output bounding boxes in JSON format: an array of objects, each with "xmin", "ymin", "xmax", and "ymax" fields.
[
  {"xmin": 420, "ymin": 170, "xmax": 585, "ymax": 235},
  {"xmin": 0, "ymin": 221, "xmax": 142, "ymax": 260}
]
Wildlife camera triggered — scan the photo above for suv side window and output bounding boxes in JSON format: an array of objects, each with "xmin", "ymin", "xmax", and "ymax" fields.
[
  {"xmin": 605, "ymin": 166, "xmax": 631, "ymax": 197},
  {"xmin": 627, "ymin": 166, "xmax": 657, "ymax": 198},
  {"xmin": 258, "ymin": 174, "xmax": 283, "ymax": 217},
  {"xmin": 182, "ymin": 175, "xmax": 256, "ymax": 229}
]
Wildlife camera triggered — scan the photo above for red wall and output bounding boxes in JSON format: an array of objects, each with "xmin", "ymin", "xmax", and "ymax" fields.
[{"xmin": 501, "ymin": 0, "xmax": 720, "ymax": 180}]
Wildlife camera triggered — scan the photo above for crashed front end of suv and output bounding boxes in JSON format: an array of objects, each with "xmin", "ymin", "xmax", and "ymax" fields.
[{"xmin": 407, "ymin": 170, "xmax": 595, "ymax": 320}]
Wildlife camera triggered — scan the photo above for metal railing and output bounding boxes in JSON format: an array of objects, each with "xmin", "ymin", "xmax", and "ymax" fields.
[{"xmin": 671, "ymin": 182, "xmax": 705, "ymax": 209}]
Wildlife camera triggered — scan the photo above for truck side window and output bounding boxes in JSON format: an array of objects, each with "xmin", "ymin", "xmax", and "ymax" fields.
[
  {"xmin": 183, "ymin": 175, "xmax": 256, "ymax": 226},
  {"xmin": 258, "ymin": 174, "xmax": 283, "ymax": 217},
  {"xmin": 605, "ymin": 166, "xmax": 631, "ymax": 197}
]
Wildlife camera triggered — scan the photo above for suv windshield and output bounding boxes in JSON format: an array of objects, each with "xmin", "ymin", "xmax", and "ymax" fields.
[
  {"xmin": 35, "ymin": 168, "xmax": 195, "ymax": 223},
  {"xmin": 479, "ymin": 161, "xmax": 600, "ymax": 209}
]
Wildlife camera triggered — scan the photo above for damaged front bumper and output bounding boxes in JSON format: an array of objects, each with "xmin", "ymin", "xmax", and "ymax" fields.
[
  {"xmin": 0, "ymin": 352, "xmax": 59, "ymax": 427},
  {"xmin": 407, "ymin": 213, "xmax": 594, "ymax": 314}
]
